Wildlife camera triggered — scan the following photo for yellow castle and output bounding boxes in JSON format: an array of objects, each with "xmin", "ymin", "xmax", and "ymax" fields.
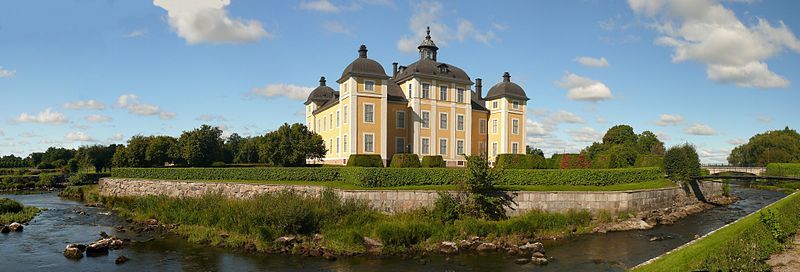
[{"xmin": 305, "ymin": 27, "xmax": 528, "ymax": 166}]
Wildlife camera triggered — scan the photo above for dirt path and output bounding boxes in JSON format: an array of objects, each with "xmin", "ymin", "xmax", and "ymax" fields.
[{"xmin": 768, "ymin": 233, "xmax": 800, "ymax": 272}]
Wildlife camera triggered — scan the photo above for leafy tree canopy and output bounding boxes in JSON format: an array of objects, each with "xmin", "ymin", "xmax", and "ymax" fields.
[{"xmin": 728, "ymin": 127, "xmax": 800, "ymax": 166}]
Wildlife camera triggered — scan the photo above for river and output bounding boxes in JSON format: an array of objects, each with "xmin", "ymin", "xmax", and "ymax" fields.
[{"xmin": 0, "ymin": 186, "xmax": 786, "ymax": 271}]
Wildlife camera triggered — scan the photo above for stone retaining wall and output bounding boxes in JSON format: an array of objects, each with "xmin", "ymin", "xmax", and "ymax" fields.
[{"xmin": 99, "ymin": 178, "xmax": 722, "ymax": 215}]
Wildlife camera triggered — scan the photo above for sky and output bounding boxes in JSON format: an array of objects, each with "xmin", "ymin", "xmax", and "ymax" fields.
[{"xmin": 1, "ymin": 0, "xmax": 799, "ymax": 164}]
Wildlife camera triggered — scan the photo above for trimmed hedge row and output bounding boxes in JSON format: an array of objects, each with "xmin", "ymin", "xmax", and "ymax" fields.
[
  {"xmin": 112, "ymin": 167, "xmax": 664, "ymax": 188},
  {"xmin": 389, "ymin": 154, "xmax": 421, "ymax": 168},
  {"xmin": 421, "ymin": 156, "xmax": 445, "ymax": 168},
  {"xmin": 495, "ymin": 154, "xmax": 548, "ymax": 169},
  {"xmin": 68, "ymin": 173, "xmax": 111, "ymax": 185},
  {"xmin": 346, "ymin": 154, "xmax": 384, "ymax": 167},
  {"xmin": 634, "ymin": 155, "xmax": 664, "ymax": 168},
  {"xmin": 550, "ymin": 154, "xmax": 591, "ymax": 169},
  {"xmin": 766, "ymin": 163, "xmax": 800, "ymax": 177}
]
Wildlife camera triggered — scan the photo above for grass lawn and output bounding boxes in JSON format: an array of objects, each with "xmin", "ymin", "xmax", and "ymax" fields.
[{"xmin": 127, "ymin": 178, "xmax": 677, "ymax": 192}]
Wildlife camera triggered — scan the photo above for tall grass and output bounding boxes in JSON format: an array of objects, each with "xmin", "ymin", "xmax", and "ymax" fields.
[{"xmin": 0, "ymin": 198, "xmax": 42, "ymax": 224}]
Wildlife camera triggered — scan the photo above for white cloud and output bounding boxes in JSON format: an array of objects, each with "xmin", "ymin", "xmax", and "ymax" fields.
[
  {"xmin": 629, "ymin": 0, "xmax": 800, "ymax": 88},
  {"xmin": 566, "ymin": 127, "xmax": 603, "ymax": 142},
  {"xmin": 63, "ymin": 99, "xmax": 106, "ymax": 110},
  {"xmin": 65, "ymin": 131, "xmax": 96, "ymax": 142},
  {"xmin": 196, "ymin": 115, "xmax": 226, "ymax": 122},
  {"xmin": 698, "ymin": 147, "xmax": 731, "ymax": 164},
  {"xmin": 123, "ymin": 29, "xmax": 147, "ymax": 38},
  {"xmin": 85, "ymin": 114, "xmax": 112, "ymax": 123},
  {"xmin": 15, "ymin": 108, "xmax": 68, "ymax": 124},
  {"xmin": 655, "ymin": 131, "xmax": 671, "ymax": 141},
  {"xmin": 111, "ymin": 133, "xmax": 125, "ymax": 141},
  {"xmin": 0, "ymin": 66, "xmax": 15, "ymax": 78},
  {"xmin": 549, "ymin": 110, "xmax": 586, "ymax": 124},
  {"xmin": 300, "ymin": 0, "xmax": 341, "ymax": 13},
  {"xmin": 153, "ymin": 0, "xmax": 270, "ymax": 44},
  {"xmin": 555, "ymin": 73, "xmax": 614, "ymax": 101},
  {"xmin": 757, "ymin": 115, "xmax": 773, "ymax": 123},
  {"xmin": 684, "ymin": 123, "xmax": 717, "ymax": 135},
  {"xmin": 323, "ymin": 21, "xmax": 352, "ymax": 36},
  {"xmin": 655, "ymin": 113, "xmax": 684, "ymax": 126},
  {"xmin": 574, "ymin": 56, "xmax": 610, "ymax": 68},
  {"xmin": 526, "ymin": 119, "xmax": 547, "ymax": 136},
  {"xmin": 397, "ymin": 1, "xmax": 496, "ymax": 53},
  {"xmin": 0, "ymin": 128, "xmax": 4, "ymax": 136},
  {"xmin": 116, "ymin": 94, "xmax": 175, "ymax": 119},
  {"xmin": 596, "ymin": 117, "xmax": 607, "ymax": 124},
  {"xmin": 250, "ymin": 84, "xmax": 314, "ymax": 100},
  {"xmin": 727, "ymin": 138, "xmax": 746, "ymax": 145}
]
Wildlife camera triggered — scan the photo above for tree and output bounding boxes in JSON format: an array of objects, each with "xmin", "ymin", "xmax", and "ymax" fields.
[
  {"xmin": 112, "ymin": 147, "xmax": 130, "ymax": 167},
  {"xmin": 234, "ymin": 137, "xmax": 260, "ymax": 164},
  {"xmin": 223, "ymin": 133, "xmax": 244, "ymax": 164},
  {"xmin": 126, "ymin": 135, "xmax": 151, "ymax": 167},
  {"xmin": 258, "ymin": 123, "xmax": 325, "ymax": 167},
  {"xmin": 76, "ymin": 144, "xmax": 116, "ymax": 173},
  {"xmin": 637, "ymin": 131, "xmax": 665, "ymax": 155},
  {"xmin": 664, "ymin": 144, "xmax": 701, "ymax": 182},
  {"xmin": 176, "ymin": 125, "xmax": 224, "ymax": 166},
  {"xmin": 727, "ymin": 127, "xmax": 800, "ymax": 166},
  {"xmin": 41, "ymin": 147, "xmax": 75, "ymax": 167},
  {"xmin": 146, "ymin": 136, "xmax": 177, "ymax": 167},
  {"xmin": 460, "ymin": 155, "xmax": 514, "ymax": 220},
  {"xmin": 602, "ymin": 125, "xmax": 637, "ymax": 146},
  {"xmin": 525, "ymin": 145, "xmax": 544, "ymax": 157},
  {"xmin": 26, "ymin": 152, "xmax": 44, "ymax": 167},
  {"xmin": 606, "ymin": 144, "xmax": 638, "ymax": 168}
]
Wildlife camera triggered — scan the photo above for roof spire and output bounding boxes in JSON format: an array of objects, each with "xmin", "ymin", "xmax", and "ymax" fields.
[
  {"xmin": 358, "ymin": 44, "xmax": 368, "ymax": 58},
  {"xmin": 503, "ymin": 72, "xmax": 511, "ymax": 82},
  {"xmin": 426, "ymin": 26, "xmax": 431, "ymax": 39},
  {"xmin": 319, "ymin": 76, "xmax": 326, "ymax": 86}
]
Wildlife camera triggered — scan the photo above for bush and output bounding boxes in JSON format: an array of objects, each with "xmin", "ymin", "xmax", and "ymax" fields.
[
  {"xmin": 429, "ymin": 192, "xmax": 461, "ymax": 222},
  {"xmin": 664, "ymin": 144, "xmax": 701, "ymax": 182},
  {"xmin": 0, "ymin": 198, "xmax": 23, "ymax": 213},
  {"xmin": 112, "ymin": 167, "xmax": 341, "ymax": 182},
  {"xmin": 550, "ymin": 154, "xmax": 591, "ymax": 169},
  {"xmin": 495, "ymin": 154, "xmax": 548, "ymax": 169},
  {"xmin": 67, "ymin": 173, "xmax": 112, "ymax": 185},
  {"xmin": 341, "ymin": 167, "xmax": 468, "ymax": 187},
  {"xmin": 496, "ymin": 167, "xmax": 664, "ymax": 186},
  {"xmin": 375, "ymin": 221, "xmax": 433, "ymax": 247},
  {"xmin": 0, "ymin": 175, "xmax": 39, "ymax": 190},
  {"xmin": 211, "ymin": 162, "xmax": 227, "ymax": 167},
  {"xmin": 635, "ymin": 154, "xmax": 664, "ymax": 168},
  {"xmin": 389, "ymin": 154, "xmax": 420, "ymax": 168},
  {"xmin": 766, "ymin": 163, "xmax": 800, "ymax": 177},
  {"xmin": 421, "ymin": 155, "xmax": 445, "ymax": 168},
  {"xmin": 346, "ymin": 154, "xmax": 384, "ymax": 167},
  {"xmin": 36, "ymin": 162, "xmax": 56, "ymax": 170},
  {"xmin": 36, "ymin": 174, "xmax": 64, "ymax": 187}
]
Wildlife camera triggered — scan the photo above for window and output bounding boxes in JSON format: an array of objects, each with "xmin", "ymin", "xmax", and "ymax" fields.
[
  {"xmin": 422, "ymin": 83, "xmax": 430, "ymax": 98},
  {"xmin": 422, "ymin": 111, "xmax": 430, "ymax": 128},
  {"xmin": 422, "ymin": 138, "xmax": 430, "ymax": 154},
  {"xmin": 439, "ymin": 85, "xmax": 448, "ymax": 101},
  {"xmin": 479, "ymin": 119, "xmax": 487, "ymax": 134},
  {"xmin": 364, "ymin": 104, "xmax": 374, "ymax": 123},
  {"xmin": 343, "ymin": 106, "xmax": 348, "ymax": 124},
  {"xmin": 457, "ymin": 88, "xmax": 465, "ymax": 103},
  {"xmin": 396, "ymin": 111, "xmax": 405, "ymax": 129},
  {"xmin": 343, "ymin": 135, "xmax": 348, "ymax": 153},
  {"xmin": 336, "ymin": 111, "xmax": 340, "ymax": 128},
  {"xmin": 492, "ymin": 101, "xmax": 498, "ymax": 109},
  {"xmin": 512, "ymin": 143, "xmax": 519, "ymax": 154},
  {"xmin": 512, "ymin": 100, "xmax": 520, "ymax": 110},
  {"xmin": 329, "ymin": 113, "xmax": 333, "ymax": 130},
  {"xmin": 365, "ymin": 81, "xmax": 375, "ymax": 92},
  {"xmin": 364, "ymin": 134, "xmax": 374, "ymax": 153},
  {"xmin": 492, "ymin": 142, "xmax": 498, "ymax": 156},
  {"xmin": 457, "ymin": 115, "xmax": 464, "ymax": 131},
  {"xmin": 336, "ymin": 137, "xmax": 340, "ymax": 153},
  {"xmin": 316, "ymin": 120, "xmax": 320, "ymax": 131},
  {"xmin": 408, "ymin": 84, "xmax": 414, "ymax": 97},
  {"xmin": 512, "ymin": 119, "xmax": 519, "ymax": 134},
  {"xmin": 439, "ymin": 139, "xmax": 447, "ymax": 156},
  {"xmin": 479, "ymin": 142, "xmax": 486, "ymax": 154},
  {"xmin": 344, "ymin": 83, "xmax": 348, "ymax": 94},
  {"xmin": 439, "ymin": 113, "xmax": 448, "ymax": 130},
  {"xmin": 457, "ymin": 140, "xmax": 464, "ymax": 155},
  {"xmin": 396, "ymin": 138, "xmax": 405, "ymax": 153},
  {"xmin": 322, "ymin": 117, "xmax": 326, "ymax": 131},
  {"xmin": 492, "ymin": 119, "xmax": 498, "ymax": 134},
  {"xmin": 329, "ymin": 139, "xmax": 332, "ymax": 154}
]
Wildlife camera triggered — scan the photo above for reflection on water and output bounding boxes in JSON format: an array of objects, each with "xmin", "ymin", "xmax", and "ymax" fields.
[{"xmin": 0, "ymin": 186, "xmax": 786, "ymax": 271}]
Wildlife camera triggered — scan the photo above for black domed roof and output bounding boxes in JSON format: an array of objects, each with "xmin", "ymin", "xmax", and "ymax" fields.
[
  {"xmin": 305, "ymin": 76, "xmax": 336, "ymax": 105},
  {"xmin": 395, "ymin": 59, "xmax": 472, "ymax": 84},
  {"xmin": 485, "ymin": 72, "xmax": 529, "ymax": 101},
  {"xmin": 337, "ymin": 44, "xmax": 389, "ymax": 83}
]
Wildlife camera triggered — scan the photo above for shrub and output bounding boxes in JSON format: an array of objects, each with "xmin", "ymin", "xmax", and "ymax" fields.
[
  {"xmin": 375, "ymin": 221, "xmax": 433, "ymax": 247},
  {"xmin": 462, "ymin": 155, "xmax": 513, "ymax": 220},
  {"xmin": 37, "ymin": 162, "xmax": 56, "ymax": 170},
  {"xmin": 341, "ymin": 167, "xmax": 468, "ymax": 187},
  {"xmin": 421, "ymin": 155, "xmax": 445, "ymax": 168},
  {"xmin": 112, "ymin": 167, "xmax": 341, "ymax": 182},
  {"xmin": 551, "ymin": 154, "xmax": 591, "ymax": 169},
  {"xmin": 429, "ymin": 192, "xmax": 461, "ymax": 222},
  {"xmin": 495, "ymin": 154, "xmax": 548, "ymax": 169},
  {"xmin": 0, "ymin": 198, "xmax": 23, "ymax": 213},
  {"xmin": 67, "ymin": 173, "xmax": 112, "ymax": 185},
  {"xmin": 634, "ymin": 154, "xmax": 664, "ymax": 168},
  {"xmin": 0, "ymin": 175, "xmax": 39, "ymax": 190},
  {"xmin": 496, "ymin": 167, "xmax": 663, "ymax": 186},
  {"xmin": 766, "ymin": 163, "xmax": 800, "ymax": 177},
  {"xmin": 664, "ymin": 144, "xmax": 701, "ymax": 182},
  {"xmin": 389, "ymin": 154, "xmax": 420, "ymax": 168},
  {"xmin": 211, "ymin": 162, "xmax": 227, "ymax": 167},
  {"xmin": 346, "ymin": 154, "xmax": 384, "ymax": 167},
  {"xmin": 36, "ymin": 174, "xmax": 64, "ymax": 187}
]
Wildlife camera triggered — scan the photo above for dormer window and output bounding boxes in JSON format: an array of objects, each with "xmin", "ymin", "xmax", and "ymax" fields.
[
  {"xmin": 426, "ymin": 50, "xmax": 434, "ymax": 60},
  {"xmin": 364, "ymin": 80, "xmax": 375, "ymax": 92}
]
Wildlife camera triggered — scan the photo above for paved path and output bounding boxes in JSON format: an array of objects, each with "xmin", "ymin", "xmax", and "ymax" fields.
[{"xmin": 768, "ymin": 233, "xmax": 800, "ymax": 272}]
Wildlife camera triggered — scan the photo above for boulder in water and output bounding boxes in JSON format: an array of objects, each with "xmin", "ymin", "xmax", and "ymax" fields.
[
  {"xmin": 514, "ymin": 258, "xmax": 530, "ymax": 265},
  {"xmin": 115, "ymin": 255, "xmax": 129, "ymax": 264},
  {"xmin": 9, "ymin": 222, "xmax": 23, "ymax": 232},
  {"xmin": 362, "ymin": 237, "xmax": 383, "ymax": 253},
  {"xmin": 518, "ymin": 242, "xmax": 544, "ymax": 253},
  {"xmin": 85, "ymin": 242, "xmax": 109, "ymax": 257},
  {"xmin": 0, "ymin": 225, "xmax": 10, "ymax": 233},
  {"xmin": 64, "ymin": 244, "xmax": 84, "ymax": 259},
  {"xmin": 476, "ymin": 242, "xmax": 497, "ymax": 252},
  {"xmin": 438, "ymin": 241, "xmax": 459, "ymax": 254}
]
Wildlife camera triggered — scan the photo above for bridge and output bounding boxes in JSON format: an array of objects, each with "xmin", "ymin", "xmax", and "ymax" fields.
[{"xmin": 701, "ymin": 165, "xmax": 766, "ymax": 176}]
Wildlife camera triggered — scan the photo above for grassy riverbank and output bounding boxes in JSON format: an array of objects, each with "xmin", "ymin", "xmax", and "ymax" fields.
[
  {"xmin": 96, "ymin": 189, "xmax": 595, "ymax": 254},
  {"xmin": 633, "ymin": 192, "xmax": 800, "ymax": 271},
  {"xmin": 0, "ymin": 198, "xmax": 42, "ymax": 224}
]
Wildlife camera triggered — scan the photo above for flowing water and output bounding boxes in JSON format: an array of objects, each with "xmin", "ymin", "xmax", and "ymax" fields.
[{"xmin": 0, "ymin": 186, "xmax": 786, "ymax": 271}]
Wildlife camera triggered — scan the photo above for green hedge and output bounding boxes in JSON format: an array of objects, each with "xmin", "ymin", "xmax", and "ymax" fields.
[
  {"xmin": 68, "ymin": 173, "xmax": 111, "ymax": 185},
  {"xmin": 635, "ymin": 155, "xmax": 664, "ymax": 168},
  {"xmin": 36, "ymin": 174, "xmax": 65, "ymax": 187},
  {"xmin": 497, "ymin": 167, "xmax": 664, "ymax": 186},
  {"xmin": 550, "ymin": 154, "xmax": 591, "ymax": 169},
  {"xmin": 341, "ymin": 167, "xmax": 468, "ymax": 187},
  {"xmin": 112, "ymin": 168, "xmax": 341, "ymax": 182},
  {"xmin": 766, "ymin": 163, "xmax": 800, "ymax": 177},
  {"xmin": 346, "ymin": 154, "xmax": 384, "ymax": 167},
  {"xmin": 421, "ymin": 156, "xmax": 445, "ymax": 168},
  {"xmin": 389, "ymin": 153, "xmax": 421, "ymax": 168},
  {"xmin": 495, "ymin": 154, "xmax": 548, "ymax": 169}
]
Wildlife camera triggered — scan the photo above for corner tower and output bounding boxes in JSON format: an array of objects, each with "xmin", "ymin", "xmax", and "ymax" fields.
[{"xmin": 485, "ymin": 72, "xmax": 529, "ymax": 160}]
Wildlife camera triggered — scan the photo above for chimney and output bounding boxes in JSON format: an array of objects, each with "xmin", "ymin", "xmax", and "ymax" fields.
[
  {"xmin": 475, "ymin": 78, "xmax": 483, "ymax": 100},
  {"xmin": 392, "ymin": 62, "xmax": 398, "ymax": 78}
]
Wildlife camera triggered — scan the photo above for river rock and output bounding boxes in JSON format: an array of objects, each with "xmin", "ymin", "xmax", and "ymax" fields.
[
  {"xmin": 531, "ymin": 256, "xmax": 549, "ymax": 265},
  {"xmin": 532, "ymin": 252, "xmax": 546, "ymax": 258},
  {"xmin": 64, "ymin": 245, "xmax": 84, "ymax": 259},
  {"xmin": 323, "ymin": 252, "xmax": 337, "ymax": 261},
  {"xmin": 518, "ymin": 242, "xmax": 544, "ymax": 253},
  {"xmin": 476, "ymin": 242, "xmax": 497, "ymax": 252},
  {"xmin": 438, "ymin": 241, "xmax": 459, "ymax": 254},
  {"xmin": 86, "ymin": 242, "xmax": 109, "ymax": 256},
  {"xmin": 9, "ymin": 222, "xmax": 23, "ymax": 232},
  {"xmin": 514, "ymin": 258, "xmax": 530, "ymax": 265},
  {"xmin": 363, "ymin": 237, "xmax": 383, "ymax": 253},
  {"xmin": 1, "ymin": 225, "xmax": 10, "ymax": 233},
  {"xmin": 99, "ymin": 231, "xmax": 108, "ymax": 238},
  {"xmin": 145, "ymin": 218, "xmax": 159, "ymax": 226},
  {"xmin": 115, "ymin": 255, "xmax": 129, "ymax": 264},
  {"xmin": 275, "ymin": 236, "xmax": 297, "ymax": 245},
  {"xmin": 313, "ymin": 234, "xmax": 324, "ymax": 241}
]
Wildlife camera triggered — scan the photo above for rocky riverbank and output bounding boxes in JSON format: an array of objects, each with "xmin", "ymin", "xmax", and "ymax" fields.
[{"xmin": 593, "ymin": 194, "xmax": 737, "ymax": 233}]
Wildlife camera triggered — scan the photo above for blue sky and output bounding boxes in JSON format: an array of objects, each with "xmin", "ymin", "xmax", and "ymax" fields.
[{"xmin": 1, "ymin": 0, "xmax": 799, "ymax": 163}]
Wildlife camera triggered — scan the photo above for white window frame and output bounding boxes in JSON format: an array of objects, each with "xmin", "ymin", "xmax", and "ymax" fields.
[
  {"xmin": 364, "ymin": 80, "xmax": 375, "ymax": 92},
  {"xmin": 421, "ymin": 137, "xmax": 430, "ymax": 154},
  {"xmin": 421, "ymin": 111, "xmax": 430, "ymax": 128},
  {"xmin": 479, "ymin": 142, "xmax": 486, "ymax": 155},
  {"xmin": 439, "ymin": 85, "xmax": 448, "ymax": 101},
  {"xmin": 457, "ymin": 114, "xmax": 465, "ymax": 131},
  {"xmin": 336, "ymin": 110, "xmax": 340, "ymax": 128},
  {"xmin": 343, "ymin": 106, "xmax": 348, "ymax": 124},
  {"xmin": 329, "ymin": 113, "xmax": 333, "ymax": 130},
  {"xmin": 422, "ymin": 83, "xmax": 430, "ymax": 99},
  {"xmin": 344, "ymin": 83, "xmax": 349, "ymax": 94},
  {"xmin": 492, "ymin": 142, "xmax": 498, "ymax": 156},
  {"xmin": 363, "ymin": 133, "xmax": 375, "ymax": 153},
  {"xmin": 492, "ymin": 119, "xmax": 498, "ymax": 134},
  {"xmin": 479, "ymin": 118, "xmax": 487, "ymax": 134},
  {"xmin": 457, "ymin": 140, "xmax": 464, "ymax": 155},
  {"xmin": 336, "ymin": 137, "xmax": 340, "ymax": 153},
  {"xmin": 322, "ymin": 116, "xmax": 327, "ymax": 131},
  {"xmin": 395, "ymin": 137, "xmax": 405, "ymax": 154},
  {"xmin": 329, "ymin": 139, "xmax": 333, "ymax": 154},
  {"xmin": 408, "ymin": 83, "xmax": 414, "ymax": 98},
  {"xmin": 512, "ymin": 142, "xmax": 519, "ymax": 154},
  {"xmin": 512, "ymin": 100, "xmax": 520, "ymax": 110},
  {"xmin": 457, "ymin": 88, "xmax": 465, "ymax": 103},
  {"xmin": 363, "ymin": 103, "xmax": 375, "ymax": 123},
  {"xmin": 492, "ymin": 101, "xmax": 498, "ymax": 109},
  {"xmin": 439, "ymin": 138, "xmax": 448, "ymax": 156},
  {"xmin": 512, "ymin": 118, "xmax": 519, "ymax": 135},
  {"xmin": 439, "ymin": 112, "xmax": 448, "ymax": 130},
  {"xmin": 396, "ymin": 111, "xmax": 406, "ymax": 129},
  {"xmin": 343, "ymin": 134, "xmax": 348, "ymax": 153}
]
